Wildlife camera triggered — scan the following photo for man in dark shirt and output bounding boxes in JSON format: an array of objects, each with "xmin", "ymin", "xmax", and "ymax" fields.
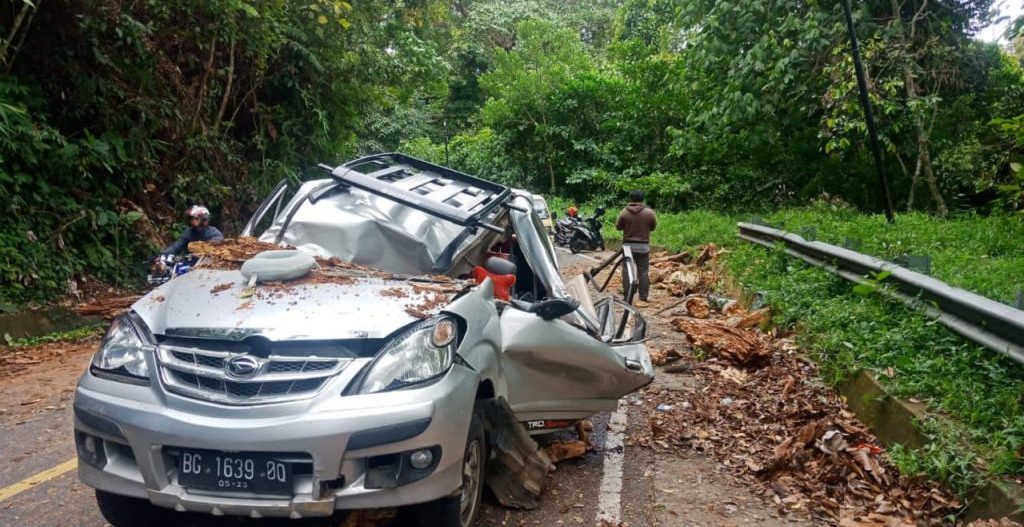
[
  {"xmin": 160, "ymin": 205, "xmax": 224, "ymax": 256},
  {"xmin": 615, "ymin": 190, "xmax": 657, "ymax": 306}
]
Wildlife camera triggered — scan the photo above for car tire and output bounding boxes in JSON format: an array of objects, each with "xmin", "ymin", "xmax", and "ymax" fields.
[
  {"xmin": 569, "ymin": 236, "xmax": 585, "ymax": 254},
  {"xmin": 95, "ymin": 490, "xmax": 171, "ymax": 527},
  {"xmin": 401, "ymin": 406, "xmax": 486, "ymax": 527}
]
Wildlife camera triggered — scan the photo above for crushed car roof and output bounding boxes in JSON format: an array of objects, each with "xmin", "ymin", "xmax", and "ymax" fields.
[{"xmin": 259, "ymin": 154, "xmax": 511, "ymax": 276}]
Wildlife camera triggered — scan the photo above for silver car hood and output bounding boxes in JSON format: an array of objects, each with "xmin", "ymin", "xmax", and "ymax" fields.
[{"xmin": 133, "ymin": 269, "xmax": 452, "ymax": 340}]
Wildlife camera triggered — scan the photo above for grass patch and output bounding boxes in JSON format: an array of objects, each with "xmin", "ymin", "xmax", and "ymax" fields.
[
  {"xmin": 598, "ymin": 201, "xmax": 1024, "ymax": 494},
  {"xmin": 744, "ymin": 206, "xmax": 1024, "ymax": 304},
  {"xmin": 5, "ymin": 324, "xmax": 105, "ymax": 347}
]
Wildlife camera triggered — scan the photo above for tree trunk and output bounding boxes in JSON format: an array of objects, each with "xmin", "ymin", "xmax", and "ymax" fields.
[
  {"xmin": 892, "ymin": 0, "xmax": 947, "ymax": 216},
  {"xmin": 0, "ymin": 0, "xmax": 34, "ymax": 67},
  {"xmin": 191, "ymin": 36, "xmax": 218, "ymax": 134},
  {"xmin": 908, "ymin": 152, "xmax": 922, "ymax": 211},
  {"xmin": 903, "ymin": 64, "xmax": 947, "ymax": 216},
  {"xmin": 4, "ymin": 0, "xmax": 41, "ymax": 74},
  {"xmin": 548, "ymin": 154, "xmax": 556, "ymax": 193},
  {"xmin": 214, "ymin": 37, "xmax": 236, "ymax": 132}
]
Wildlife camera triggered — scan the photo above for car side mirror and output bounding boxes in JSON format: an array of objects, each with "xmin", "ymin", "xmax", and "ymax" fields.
[{"xmin": 511, "ymin": 297, "xmax": 580, "ymax": 320}]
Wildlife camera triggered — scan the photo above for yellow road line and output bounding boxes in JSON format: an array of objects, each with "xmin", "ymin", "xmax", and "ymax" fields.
[{"xmin": 0, "ymin": 458, "xmax": 77, "ymax": 503}]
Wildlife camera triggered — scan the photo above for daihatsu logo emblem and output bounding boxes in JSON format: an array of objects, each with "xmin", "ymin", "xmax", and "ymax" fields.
[{"xmin": 225, "ymin": 356, "xmax": 260, "ymax": 378}]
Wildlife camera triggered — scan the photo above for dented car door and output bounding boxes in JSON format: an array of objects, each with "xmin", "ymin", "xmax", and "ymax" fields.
[{"xmin": 500, "ymin": 195, "xmax": 654, "ymax": 427}]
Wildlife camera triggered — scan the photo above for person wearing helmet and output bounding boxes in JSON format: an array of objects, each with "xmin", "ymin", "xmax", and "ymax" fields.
[{"xmin": 159, "ymin": 205, "xmax": 224, "ymax": 256}]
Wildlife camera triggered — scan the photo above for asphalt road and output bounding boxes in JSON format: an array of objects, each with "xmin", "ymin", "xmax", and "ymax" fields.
[{"xmin": 0, "ymin": 247, "xmax": 795, "ymax": 527}]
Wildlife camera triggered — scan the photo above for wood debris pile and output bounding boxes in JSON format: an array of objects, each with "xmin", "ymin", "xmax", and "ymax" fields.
[
  {"xmin": 541, "ymin": 420, "xmax": 594, "ymax": 464},
  {"xmin": 650, "ymin": 243, "xmax": 723, "ymax": 297},
  {"xmin": 0, "ymin": 338, "xmax": 100, "ymax": 379},
  {"xmin": 634, "ymin": 351, "xmax": 958, "ymax": 523},
  {"xmin": 634, "ymin": 244, "xmax": 961, "ymax": 525},
  {"xmin": 188, "ymin": 237, "xmax": 292, "ymax": 268},
  {"xmin": 672, "ymin": 318, "xmax": 772, "ymax": 367},
  {"xmin": 544, "ymin": 440, "xmax": 588, "ymax": 463},
  {"xmin": 73, "ymin": 295, "xmax": 142, "ymax": 320},
  {"xmin": 404, "ymin": 291, "xmax": 451, "ymax": 319},
  {"xmin": 72, "ymin": 239, "xmax": 469, "ymax": 319}
]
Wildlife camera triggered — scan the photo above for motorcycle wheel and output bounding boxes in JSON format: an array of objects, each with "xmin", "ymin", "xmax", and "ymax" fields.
[{"xmin": 569, "ymin": 237, "xmax": 585, "ymax": 254}]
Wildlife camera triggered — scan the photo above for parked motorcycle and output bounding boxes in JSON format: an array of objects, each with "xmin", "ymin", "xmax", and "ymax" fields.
[
  {"xmin": 554, "ymin": 208, "xmax": 606, "ymax": 254},
  {"xmin": 147, "ymin": 254, "xmax": 198, "ymax": 286},
  {"xmin": 553, "ymin": 214, "xmax": 579, "ymax": 247}
]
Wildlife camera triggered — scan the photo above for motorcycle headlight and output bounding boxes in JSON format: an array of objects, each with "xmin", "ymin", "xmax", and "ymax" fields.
[
  {"xmin": 90, "ymin": 315, "xmax": 153, "ymax": 383},
  {"xmin": 357, "ymin": 317, "xmax": 458, "ymax": 394}
]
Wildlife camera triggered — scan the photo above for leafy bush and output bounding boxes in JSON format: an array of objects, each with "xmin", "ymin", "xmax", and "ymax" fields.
[{"xmin": 0, "ymin": 78, "xmax": 156, "ymax": 303}]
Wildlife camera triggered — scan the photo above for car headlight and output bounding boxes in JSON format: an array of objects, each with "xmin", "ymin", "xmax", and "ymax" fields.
[
  {"xmin": 91, "ymin": 315, "xmax": 152, "ymax": 383},
  {"xmin": 358, "ymin": 317, "xmax": 458, "ymax": 394}
]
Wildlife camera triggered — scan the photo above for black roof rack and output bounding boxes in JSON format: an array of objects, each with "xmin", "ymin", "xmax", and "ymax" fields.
[{"xmin": 320, "ymin": 153, "xmax": 511, "ymax": 233}]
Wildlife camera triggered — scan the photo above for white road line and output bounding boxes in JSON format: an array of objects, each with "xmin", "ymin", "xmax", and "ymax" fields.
[
  {"xmin": 554, "ymin": 247, "xmax": 601, "ymax": 262},
  {"xmin": 596, "ymin": 398, "xmax": 628, "ymax": 523}
]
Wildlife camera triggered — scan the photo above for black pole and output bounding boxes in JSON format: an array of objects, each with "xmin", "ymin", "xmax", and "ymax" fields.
[
  {"xmin": 840, "ymin": 0, "xmax": 895, "ymax": 223},
  {"xmin": 443, "ymin": 119, "xmax": 449, "ymax": 165}
]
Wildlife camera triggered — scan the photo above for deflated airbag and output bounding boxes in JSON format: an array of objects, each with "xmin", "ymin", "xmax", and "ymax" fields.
[{"xmin": 240, "ymin": 250, "xmax": 316, "ymax": 283}]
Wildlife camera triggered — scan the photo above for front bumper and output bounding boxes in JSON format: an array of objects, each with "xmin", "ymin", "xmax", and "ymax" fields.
[{"xmin": 73, "ymin": 365, "xmax": 477, "ymax": 518}]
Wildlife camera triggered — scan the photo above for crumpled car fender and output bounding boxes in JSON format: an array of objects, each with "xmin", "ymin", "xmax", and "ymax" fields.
[{"xmin": 442, "ymin": 278, "xmax": 507, "ymax": 400}]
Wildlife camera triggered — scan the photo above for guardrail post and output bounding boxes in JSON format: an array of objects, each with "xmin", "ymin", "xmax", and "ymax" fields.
[
  {"xmin": 843, "ymin": 237, "xmax": 863, "ymax": 251},
  {"xmin": 895, "ymin": 254, "xmax": 931, "ymax": 275},
  {"xmin": 1016, "ymin": 290, "xmax": 1023, "ymax": 311}
]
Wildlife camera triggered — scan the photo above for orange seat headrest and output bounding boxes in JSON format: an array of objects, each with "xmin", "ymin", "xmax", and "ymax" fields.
[{"xmin": 472, "ymin": 266, "xmax": 516, "ymax": 301}]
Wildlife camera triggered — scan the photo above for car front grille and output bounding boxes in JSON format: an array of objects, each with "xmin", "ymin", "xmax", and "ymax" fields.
[{"xmin": 157, "ymin": 344, "xmax": 352, "ymax": 405}]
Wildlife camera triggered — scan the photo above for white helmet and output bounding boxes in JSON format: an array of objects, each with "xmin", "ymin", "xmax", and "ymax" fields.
[{"xmin": 186, "ymin": 205, "xmax": 211, "ymax": 221}]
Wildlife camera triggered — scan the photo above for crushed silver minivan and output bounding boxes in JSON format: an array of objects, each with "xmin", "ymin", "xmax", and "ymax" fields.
[{"xmin": 73, "ymin": 153, "xmax": 654, "ymax": 527}]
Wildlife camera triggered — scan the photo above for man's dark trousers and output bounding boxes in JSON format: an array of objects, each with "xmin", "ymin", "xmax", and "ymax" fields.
[{"xmin": 622, "ymin": 251, "xmax": 650, "ymax": 301}]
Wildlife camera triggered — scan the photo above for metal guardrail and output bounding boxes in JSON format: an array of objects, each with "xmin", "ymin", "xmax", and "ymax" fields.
[{"xmin": 737, "ymin": 222, "xmax": 1024, "ymax": 364}]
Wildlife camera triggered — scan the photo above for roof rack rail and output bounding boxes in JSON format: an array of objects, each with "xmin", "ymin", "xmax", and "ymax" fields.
[{"xmin": 319, "ymin": 153, "xmax": 511, "ymax": 233}]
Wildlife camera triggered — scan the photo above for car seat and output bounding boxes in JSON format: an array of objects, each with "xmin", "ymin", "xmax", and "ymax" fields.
[{"xmin": 472, "ymin": 256, "xmax": 517, "ymax": 301}]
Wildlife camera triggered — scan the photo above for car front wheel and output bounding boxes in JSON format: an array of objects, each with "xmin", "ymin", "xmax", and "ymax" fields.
[
  {"xmin": 401, "ymin": 406, "xmax": 487, "ymax": 527},
  {"xmin": 95, "ymin": 490, "xmax": 171, "ymax": 527}
]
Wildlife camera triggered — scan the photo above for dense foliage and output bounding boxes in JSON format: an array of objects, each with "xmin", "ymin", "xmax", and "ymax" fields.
[
  {"xmin": 0, "ymin": 0, "xmax": 450, "ymax": 305},
  {"xmin": 1, "ymin": 0, "xmax": 1021, "ymax": 307},
  {"xmin": 405, "ymin": 0, "xmax": 1024, "ymax": 216}
]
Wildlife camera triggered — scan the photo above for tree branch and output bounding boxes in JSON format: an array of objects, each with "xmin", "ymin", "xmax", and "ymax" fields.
[
  {"xmin": 214, "ymin": 36, "xmax": 236, "ymax": 132},
  {"xmin": 4, "ymin": 0, "xmax": 42, "ymax": 74},
  {"xmin": 910, "ymin": 0, "xmax": 928, "ymax": 40},
  {"xmin": 191, "ymin": 36, "xmax": 218, "ymax": 134},
  {"xmin": 0, "ymin": 0, "xmax": 35, "ymax": 67}
]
